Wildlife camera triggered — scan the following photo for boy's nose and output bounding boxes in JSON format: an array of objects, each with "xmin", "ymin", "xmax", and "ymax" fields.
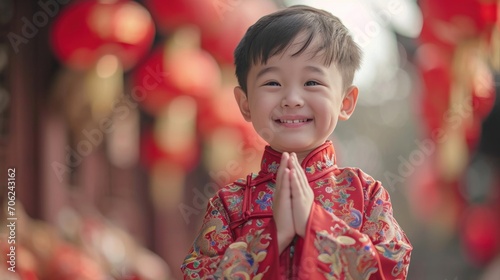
[{"xmin": 281, "ymin": 89, "xmax": 304, "ymax": 108}]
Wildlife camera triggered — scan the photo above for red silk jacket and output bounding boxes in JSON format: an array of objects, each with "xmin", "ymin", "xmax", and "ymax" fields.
[{"xmin": 181, "ymin": 141, "xmax": 412, "ymax": 279}]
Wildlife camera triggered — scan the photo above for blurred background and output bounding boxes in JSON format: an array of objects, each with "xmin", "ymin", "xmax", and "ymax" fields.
[{"xmin": 0, "ymin": 0, "xmax": 499, "ymax": 279}]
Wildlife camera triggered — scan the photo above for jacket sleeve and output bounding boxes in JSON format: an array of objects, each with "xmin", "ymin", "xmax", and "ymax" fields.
[
  {"xmin": 181, "ymin": 193, "xmax": 280, "ymax": 279},
  {"xmin": 297, "ymin": 179, "xmax": 412, "ymax": 280}
]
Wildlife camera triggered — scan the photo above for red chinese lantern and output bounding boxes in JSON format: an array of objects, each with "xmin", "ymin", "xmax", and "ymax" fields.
[
  {"xmin": 145, "ymin": 0, "xmax": 219, "ymax": 32},
  {"xmin": 197, "ymin": 85, "xmax": 254, "ymax": 141},
  {"xmin": 132, "ymin": 45, "xmax": 221, "ymax": 115},
  {"xmin": 165, "ymin": 48, "xmax": 221, "ymax": 100},
  {"xmin": 419, "ymin": 0, "xmax": 484, "ymax": 48},
  {"xmin": 461, "ymin": 205, "xmax": 500, "ymax": 265},
  {"xmin": 131, "ymin": 47, "xmax": 178, "ymax": 116},
  {"xmin": 416, "ymin": 44, "xmax": 452, "ymax": 136},
  {"xmin": 479, "ymin": 1, "xmax": 499, "ymax": 28},
  {"xmin": 51, "ymin": 0, "xmax": 155, "ymax": 70},
  {"xmin": 201, "ymin": 0, "xmax": 277, "ymax": 64},
  {"xmin": 140, "ymin": 95, "xmax": 200, "ymax": 172},
  {"xmin": 1, "ymin": 244, "xmax": 39, "ymax": 280},
  {"xmin": 408, "ymin": 156, "xmax": 442, "ymax": 222},
  {"xmin": 47, "ymin": 244, "xmax": 106, "ymax": 280},
  {"xmin": 140, "ymin": 131, "xmax": 199, "ymax": 172}
]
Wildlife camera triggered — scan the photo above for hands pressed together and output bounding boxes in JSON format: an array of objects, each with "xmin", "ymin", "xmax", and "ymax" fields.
[{"xmin": 273, "ymin": 152, "xmax": 315, "ymax": 254}]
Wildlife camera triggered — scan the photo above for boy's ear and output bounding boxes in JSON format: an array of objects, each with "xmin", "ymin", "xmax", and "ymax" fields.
[
  {"xmin": 339, "ymin": 85, "xmax": 359, "ymax": 121},
  {"xmin": 234, "ymin": 86, "xmax": 251, "ymax": 121}
]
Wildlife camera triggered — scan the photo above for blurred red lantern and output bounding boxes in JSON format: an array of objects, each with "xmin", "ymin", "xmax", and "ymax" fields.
[
  {"xmin": 140, "ymin": 95, "xmax": 200, "ymax": 171},
  {"xmin": 420, "ymin": 0, "xmax": 482, "ymax": 22},
  {"xmin": 418, "ymin": 21, "xmax": 455, "ymax": 53},
  {"xmin": 47, "ymin": 244, "xmax": 106, "ymax": 280},
  {"xmin": 419, "ymin": 0, "xmax": 484, "ymax": 48},
  {"xmin": 201, "ymin": 0, "xmax": 277, "ymax": 64},
  {"xmin": 408, "ymin": 156, "xmax": 442, "ymax": 222},
  {"xmin": 51, "ymin": 0, "xmax": 155, "ymax": 70},
  {"xmin": 145, "ymin": 0, "xmax": 219, "ymax": 32},
  {"xmin": 140, "ymin": 130, "xmax": 199, "ymax": 172},
  {"xmin": 479, "ymin": 2, "xmax": 499, "ymax": 28},
  {"xmin": 416, "ymin": 44, "xmax": 452, "ymax": 136},
  {"xmin": 131, "ymin": 47, "xmax": 178, "ymax": 116},
  {"xmin": 165, "ymin": 48, "xmax": 221, "ymax": 100},
  {"xmin": 132, "ymin": 45, "xmax": 221, "ymax": 115},
  {"xmin": 1, "ymin": 244, "xmax": 39, "ymax": 280},
  {"xmin": 461, "ymin": 205, "xmax": 500, "ymax": 265},
  {"xmin": 19, "ymin": 270, "xmax": 39, "ymax": 280},
  {"xmin": 197, "ymin": 85, "xmax": 253, "ymax": 141}
]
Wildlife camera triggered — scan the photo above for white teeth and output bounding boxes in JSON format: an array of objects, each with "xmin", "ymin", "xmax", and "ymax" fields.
[{"xmin": 280, "ymin": 119, "xmax": 308, "ymax": 123}]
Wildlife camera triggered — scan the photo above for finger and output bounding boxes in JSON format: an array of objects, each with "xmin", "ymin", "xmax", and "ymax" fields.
[
  {"xmin": 291, "ymin": 153, "xmax": 309, "ymax": 190},
  {"xmin": 289, "ymin": 169, "xmax": 303, "ymax": 199},
  {"xmin": 287, "ymin": 152, "xmax": 295, "ymax": 170},
  {"xmin": 278, "ymin": 152, "xmax": 289, "ymax": 177},
  {"xmin": 275, "ymin": 152, "xmax": 289, "ymax": 191},
  {"xmin": 276, "ymin": 168, "xmax": 291, "ymax": 213},
  {"xmin": 291, "ymin": 153, "xmax": 301, "ymax": 171},
  {"xmin": 281, "ymin": 168, "xmax": 291, "ymax": 199},
  {"xmin": 295, "ymin": 154, "xmax": 310, "ymax": 191},
  {"xmin": 287, "ymin": 154, "xmax": 299, "ymax": 196}
]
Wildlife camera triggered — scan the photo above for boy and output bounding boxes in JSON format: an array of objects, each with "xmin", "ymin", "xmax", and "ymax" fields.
[{"xmin": 181, "ymin": 5, "xmax": 412, "ymax": 279}]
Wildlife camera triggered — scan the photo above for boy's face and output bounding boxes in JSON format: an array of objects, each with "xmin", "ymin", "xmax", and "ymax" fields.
[{"xmin": 234, "ymin": 34, "xmax": 358, "ymax": 156}]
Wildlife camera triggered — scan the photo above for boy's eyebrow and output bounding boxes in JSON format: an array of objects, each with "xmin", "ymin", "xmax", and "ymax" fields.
[
  {"xmin": 256, "ymin": 66, "xmax": 279, "ymax": 79},
  {"xmin": 304, "ymin": 66, "xmax": 326, "ymax": 75},
  {"xmin": 255, "ymin": 65, "xmax": 326, "ymax": 79}
]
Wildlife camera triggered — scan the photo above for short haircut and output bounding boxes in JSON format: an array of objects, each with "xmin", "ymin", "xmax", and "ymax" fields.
[{"xmin": 234, "ymin": 5, "xmax": 362, "ymax": 94}]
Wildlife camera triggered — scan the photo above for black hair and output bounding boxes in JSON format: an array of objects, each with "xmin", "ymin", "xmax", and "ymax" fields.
[{"xmin": 234, "ymin": 5, "xmax": 362, "ymax": 94}]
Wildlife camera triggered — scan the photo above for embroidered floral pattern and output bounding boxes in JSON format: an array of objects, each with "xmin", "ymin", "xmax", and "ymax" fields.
[
  {"xmin": 227, "ymin": 195, "xmax": 243, "ymax": 213},
  {"xmin": 214, "ymin": 228, "xmax": 271, "ymax": 279},
  {"xmin": 324, "ymin": 153, "xmax": 335, "ymax": 167},
  {"xmin": 267, "ymin": 161, "xmax": 279, "ymax": 173},
  {"xmin": 316, "ymin": 194, "xmax": 335, "ymax": 213},
  {"xmin": 256, "ymin": 191, "xmax": 272, "ymax": 210},
  {"xmin": 315, "ymin": 229, "xmax": 379, "ymax": 279},
  {"xmin": 306, "ymin": 165, "xmax": 316, "ymax": 175}
]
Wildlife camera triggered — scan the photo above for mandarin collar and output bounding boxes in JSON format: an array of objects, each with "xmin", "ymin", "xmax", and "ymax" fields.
[{"xmin": 258, "ymin": 141, "xmax": 337, "ymax": 180}]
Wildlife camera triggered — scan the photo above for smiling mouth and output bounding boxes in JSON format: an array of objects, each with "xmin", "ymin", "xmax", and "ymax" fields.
[{"xmin": 277, "ymin": 119, "xmax": 311, "ymax": 123}]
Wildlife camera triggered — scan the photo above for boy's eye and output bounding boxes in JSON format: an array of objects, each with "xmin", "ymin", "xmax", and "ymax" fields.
[
  {"xmin": 305, "ymin": 81, "xmax": 320, "ymax": 86},
  {"xmin": 264, "ymin": 81, "xmax": 281, "ymax": 86}
]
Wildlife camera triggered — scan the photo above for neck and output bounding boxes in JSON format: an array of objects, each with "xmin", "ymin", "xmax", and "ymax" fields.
[{"xmin": 293, "ymin": 150, "xmax": 313, "ymax": 165}]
